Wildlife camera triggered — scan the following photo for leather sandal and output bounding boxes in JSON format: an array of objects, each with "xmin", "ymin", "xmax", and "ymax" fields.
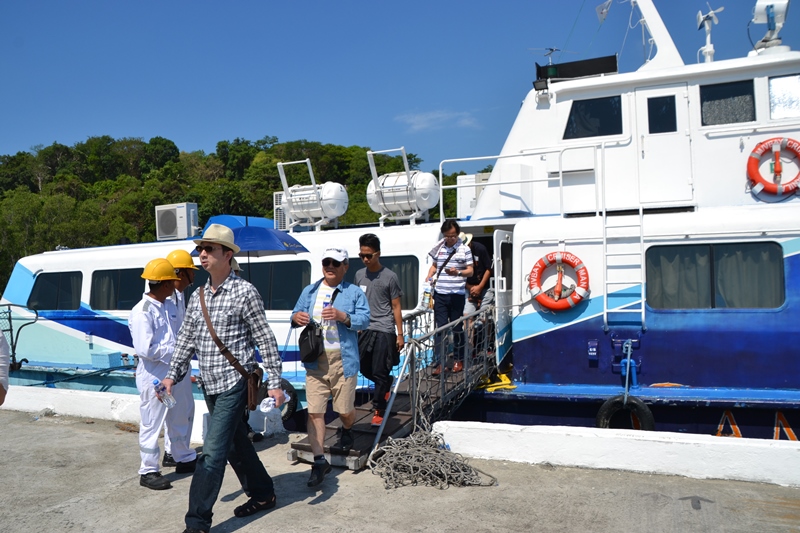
[{"xmin": 233, "ymin": 494, "xmax": 276, "ymax": 517}]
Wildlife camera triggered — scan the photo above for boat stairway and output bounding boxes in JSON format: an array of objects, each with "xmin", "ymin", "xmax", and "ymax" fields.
[{"xmin": 288, "ymin": 306, "xmax": 496, "ymax": 470}]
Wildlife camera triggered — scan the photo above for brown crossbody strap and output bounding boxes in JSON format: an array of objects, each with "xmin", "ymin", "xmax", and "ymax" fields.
[{"xmin": 198, "ymin": 287, "xmax": 249, "ymax": 379}]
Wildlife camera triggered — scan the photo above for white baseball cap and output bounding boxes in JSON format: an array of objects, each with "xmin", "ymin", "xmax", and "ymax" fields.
[{"xmin": 322, "ymin": 248, "xmax": 348, "ymax": 263}]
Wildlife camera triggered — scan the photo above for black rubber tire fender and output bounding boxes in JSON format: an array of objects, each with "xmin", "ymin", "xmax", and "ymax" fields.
[
  {"xmin": 257, "ymin": 378, "xmax": 298, "ymax": 422},
  {"xmin": 595, "ymin": 394, "xmax": 655, "ymax": 431}
]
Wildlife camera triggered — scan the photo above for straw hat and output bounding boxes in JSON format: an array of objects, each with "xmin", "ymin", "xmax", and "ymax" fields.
[
  {"xmin": 194, "ymin": 224, "xmax": 240, "ymax": 254},
  {"xmin": 459, "ymin": 232, "xmax": 473, "ymax": 246}
]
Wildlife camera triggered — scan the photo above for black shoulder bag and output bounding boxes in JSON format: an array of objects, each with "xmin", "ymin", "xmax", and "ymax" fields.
[{"xmin": 298, "ymin": 287, "xmax": 339, "ymax": 363}]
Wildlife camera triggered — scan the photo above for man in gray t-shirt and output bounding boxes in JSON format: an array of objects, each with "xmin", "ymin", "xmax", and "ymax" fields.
[{"xmin": 354, "ymin": 233, "xmax": 404, "ymax": 427}]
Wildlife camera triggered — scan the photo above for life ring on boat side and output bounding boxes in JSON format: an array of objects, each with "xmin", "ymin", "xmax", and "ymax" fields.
[
  {"xmin": 595, "ymin": 395, "xmax": 655, "ymax": 431},
  {"xmin": 528, "ymin": 251, "xmax": 590, "ymax": 311},
  {"xmin": 746, "ymin": 137, "xmax": 800, "ymax": 196}
]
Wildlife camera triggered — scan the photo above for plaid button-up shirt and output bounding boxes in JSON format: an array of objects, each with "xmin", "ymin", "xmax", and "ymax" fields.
[{"xmin": 167, "ymin": 272, "xmax": 281, "ymax": 394}]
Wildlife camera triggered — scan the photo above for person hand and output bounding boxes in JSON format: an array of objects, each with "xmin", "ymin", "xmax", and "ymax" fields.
[
  {"xmin": 470, "ymin": 285, "xmax": 481, "ymax": 298},
  {"xmin": 161, "ymin": 378, "xmax": 175, "ymax": 395},
  {"xmin": 396, "ymin": 336, "xmax": 405, "ymax": 352},
  {"xmin": 293, "ymin": 311, "xmax": 310, "ymax": 326},
  {"xmin": 446, "ymin": 267, "xmax": 459, "ymax": 276},
  {"xmin": 320, "ymin": 306, "xmax": 340, "ymax": 321},
  {"xmin": 268, "ymin": 388, "xmax": 284, "ymax": 408}
]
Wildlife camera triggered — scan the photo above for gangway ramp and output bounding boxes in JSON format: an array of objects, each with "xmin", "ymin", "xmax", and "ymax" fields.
[{"xmin": 288, "ymin": 307, "xmax": 496, "ymax": 470}]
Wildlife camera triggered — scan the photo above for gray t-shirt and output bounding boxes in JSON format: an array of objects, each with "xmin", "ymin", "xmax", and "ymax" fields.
[{"xmin": 354, "ymin": 266, "xmax": 403, "ymax": 333}]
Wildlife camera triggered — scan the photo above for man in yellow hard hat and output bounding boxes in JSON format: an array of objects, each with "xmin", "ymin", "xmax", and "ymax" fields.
[
  {"xmin": 129, "ymin": 258, "xmax": 196, "ymax": 490},
  {"xmin": 160, "ymin": 249, "xmax": 200, "ymax": 470},
  {"xmin": 166, "ymin": 249, "xmax": 199, "ymax": 329}
]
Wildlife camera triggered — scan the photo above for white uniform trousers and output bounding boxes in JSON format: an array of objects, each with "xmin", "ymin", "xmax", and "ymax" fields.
[
  {"xmin": 136, "ymin": 367, "xmax": 196, "ymax": 474},
  {"xmin": 163, "ymin": 374, "xmax": 195, "ymax": 459}
]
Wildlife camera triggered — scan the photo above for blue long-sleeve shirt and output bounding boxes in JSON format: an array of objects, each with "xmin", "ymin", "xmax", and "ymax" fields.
[{"xmin": 292, "ymin": 278, "xmax": 370, "ymax": 378}]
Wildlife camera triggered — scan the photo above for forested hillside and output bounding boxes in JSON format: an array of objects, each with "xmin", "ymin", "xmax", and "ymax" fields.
[{"xmin": 0, "ymin": 135, "xmax": 463, "ymax": 288}]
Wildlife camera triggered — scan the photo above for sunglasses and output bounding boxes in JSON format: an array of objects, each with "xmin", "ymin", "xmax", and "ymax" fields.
[
  {"xmin": 195, "ymin": 245, "xmax": 218, "ymax": 254},
  {"xmin": 322, "ymin": 258, "xmax": 342, "ymax": 268},
  {"xmin": 358, "ymin": 253, "xmax": 376, "ymax": 260}
]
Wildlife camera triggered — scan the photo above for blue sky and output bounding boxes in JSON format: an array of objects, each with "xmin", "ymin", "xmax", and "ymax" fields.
[{"xmin": 1, "ymin": 1, "xmax": 797, "ymax": 174}]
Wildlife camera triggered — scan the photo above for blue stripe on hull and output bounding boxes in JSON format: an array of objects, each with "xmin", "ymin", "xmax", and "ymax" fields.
[{"xmin": 507, "ymin": 250, "xmax": 800, "ymax": 397}]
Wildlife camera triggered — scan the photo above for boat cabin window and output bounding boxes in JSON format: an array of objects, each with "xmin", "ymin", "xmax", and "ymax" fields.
[
  {"xmin": 769, "ymin": 74, "xmax": 800, "ymax": 120},
  {"xmin": 27, "ymin": 271, "xmax": 82, "ymax": 311},
  {"xmin": 699, "ymin": 80, "xmax": 755, "ymax": 126},
  {"xmin": 90, "ymin": 268, "xmax": 144, "ymax": 310},
  {"xmin": 186, "ymin": 260, "xmax": 312, "ymax": 311},
  {"xmin": 343, "ymin": 255, "xmax": 419, "ymax": 310},
  {"xmin": 645, "ymin": 242, "xmax": 784, "ymax": 309},
  {"xmin": 563, "ymin": 95, "xmax": 622, "ymax": 139},
  {"xmin": 647, "ymin": 95, "xmax": 677, "ymax": 134}
]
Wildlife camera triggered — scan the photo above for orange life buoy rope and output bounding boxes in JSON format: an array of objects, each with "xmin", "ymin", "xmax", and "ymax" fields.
[
  {"xmin": 746, "ymin": 137, "xmax": 800, "ymax": 196},
  {"xmin": 528, "ymin": 251, "xmax": 590, "ymax": 311}
]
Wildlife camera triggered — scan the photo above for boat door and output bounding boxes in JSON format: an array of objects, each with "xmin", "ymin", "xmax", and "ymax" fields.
[
  {"xmin": 493, "ymin": 230, "xmax": 513, "ymax": 365},
  {"xmin": 635, "ymin": 83, "xmax": 694, "ymax": 204}
]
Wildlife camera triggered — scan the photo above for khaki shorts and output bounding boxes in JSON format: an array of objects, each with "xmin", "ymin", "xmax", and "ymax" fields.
[{"xmin": 305, "ymin": 349, "xmax": 357, "ymax": 415}]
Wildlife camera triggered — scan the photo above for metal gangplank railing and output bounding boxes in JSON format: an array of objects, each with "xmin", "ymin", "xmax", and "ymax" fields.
[
  {"xmin": 371, "ymin": 304, "xmax": 497, "ymax": 447},
  {"xmin": 288, "ymin": 304, "xmax": 497, "ymax": 470}
]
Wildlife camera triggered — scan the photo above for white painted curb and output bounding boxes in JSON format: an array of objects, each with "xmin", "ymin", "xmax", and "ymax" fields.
[
  {"xmin": 3, "ymin": 386, "xmax": 208, "ymax": 443},
  {"xmin": 434, "ymin": 421, "xmax": 800, "ymax": 488}
]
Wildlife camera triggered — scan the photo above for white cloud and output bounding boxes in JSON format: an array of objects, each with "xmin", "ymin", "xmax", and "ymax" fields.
[{"xmin": 395, "ymin": 110, "xmax": 479, "ymax": 132}]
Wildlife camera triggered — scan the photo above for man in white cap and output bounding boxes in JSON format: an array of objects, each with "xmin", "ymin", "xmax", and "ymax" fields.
[
  {"xmin": 291, "ymin": 247, "xmax": 370, "ymax": 488},
  {"xmin": 162, "ymin": 224, "xmax": 285, "ymax": 533},
  {"xmin": 129, "ymin": 258, "xmax": 197, "ymax": 491}
]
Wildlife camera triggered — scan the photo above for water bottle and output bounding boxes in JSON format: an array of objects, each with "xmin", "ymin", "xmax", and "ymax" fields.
[
  {"xmin": 259, "ymin": 390, "xmax": 292, "ymax": 413},
  {"xmin": 422, "ymin": 281, "xmax": 432, "ymax": 308},
  {"xmin": 153, "ymin": 379, "xmax": 177, "ymax": 409},
  {"xmin": 322, "ymin": 292, "xmax": 332, "ymax": 323}
]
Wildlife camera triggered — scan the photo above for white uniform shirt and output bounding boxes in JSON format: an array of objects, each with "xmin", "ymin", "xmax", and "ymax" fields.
[
  {"xmin": 129, "ymin": 293, "xmax": 176, "ymax": 376},
  {"xmin": 166, "ymin": 289, "xmax": 186, "ymax": 334}
]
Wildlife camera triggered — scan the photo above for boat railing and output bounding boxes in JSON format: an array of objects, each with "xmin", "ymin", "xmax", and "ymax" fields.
[
  {"xmin": 437, "ymin": 135, "xmax": 632, "ymax": 221},
  {"xmin": 373, "ymin": 304, "xmax": 496, "ymax": 450},
  {"xmin": 0, "ymin": 304, "xmax": 39, "ymax": 370}
]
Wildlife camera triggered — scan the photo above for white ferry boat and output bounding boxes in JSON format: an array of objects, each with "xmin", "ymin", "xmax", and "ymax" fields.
[{"xmin": 3, "ymin": 0, "xmax": 799, "ymax": 439}]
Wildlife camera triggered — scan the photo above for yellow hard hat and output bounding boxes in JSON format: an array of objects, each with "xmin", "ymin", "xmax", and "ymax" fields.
[
  {"xmin": 141, "ymin": 258, "xmax": 181, "ymax": 281},
  {"xmin": 166, "ymin": 249, "xmax": 199, "ymax": 270}
]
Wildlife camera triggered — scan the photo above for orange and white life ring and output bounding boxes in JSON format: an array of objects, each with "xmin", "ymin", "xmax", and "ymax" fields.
[
  {"xmin": 528, "ymin": 251, "xmax": 590, "ymax": 311},
  {"xmin": 746, "ymin": 137, "xmax": 800, "ymax": 196}
]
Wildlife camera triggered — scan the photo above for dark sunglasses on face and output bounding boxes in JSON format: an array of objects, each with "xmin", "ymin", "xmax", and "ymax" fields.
[
  {"xmin": 322, "ymin": 258, "xmax": 342, "ymax": 268},
  {"xmin": 358, "ymin": 253, "xmax": 375, "ymax": 260},
  {"xmin": 195, "ymin": 245, "xmax": 217, "ymax": 254}
]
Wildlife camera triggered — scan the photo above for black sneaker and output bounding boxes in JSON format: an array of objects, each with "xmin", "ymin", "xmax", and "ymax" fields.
[
  {"xmin": 331, "ymin": 426, "xmax": 354, "ymax": 453},
  {"xmin": 307, "ymin": 459, "xmax": 331, "ymax": 487},
  {"xmin": 175, "ymin": 457, "xmax": 197, "ymax": 474},
  {"xmin": 140, "ymin": 472, "xmax": 171, "ymax": 490},
  {"xmin": 162, "ymin": 452, "xmax": 177, "ymax": 468}
]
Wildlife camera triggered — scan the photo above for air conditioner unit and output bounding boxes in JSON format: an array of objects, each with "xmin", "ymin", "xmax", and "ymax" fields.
[
  {"xmin": 273, "ymin": 192, "xmax": 288, "ymax": 231},
  {"xmin": 155, "ymin": 202, "xmax": 199, "ymax": 241}
]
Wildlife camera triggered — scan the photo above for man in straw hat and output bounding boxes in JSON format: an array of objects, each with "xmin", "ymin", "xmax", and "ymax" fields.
[
  {"xmin": 130, "ymin": 258, "xmax": 196, "ymax": 491},
  {"xmin": 162, "ymin": 224, "xmax": 284, "ymax": 532}
]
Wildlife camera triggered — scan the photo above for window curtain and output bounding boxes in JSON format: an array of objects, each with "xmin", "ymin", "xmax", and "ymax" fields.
[
  {"xmin": 646, "ymin": 245, "xmax": 711, "ymax": 309},
  {"xmin": 714, "ymin": 243, "xmax": 783, "ymax": 308}
]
